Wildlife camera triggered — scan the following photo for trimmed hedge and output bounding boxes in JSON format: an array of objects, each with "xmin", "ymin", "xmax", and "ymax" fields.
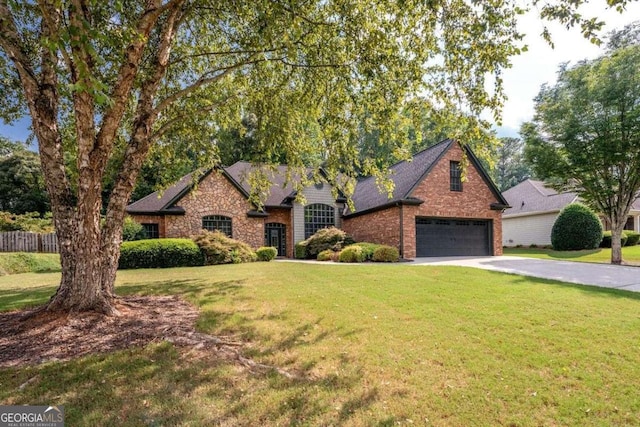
[
  {"xmin": 303, "ymin": 227, "xmax": 355, "ymax": 259},
  {"xmin": 551, "ymin": 204, "xmax": 603, "ymax": 251},
  {"xmin": 256, "ymin": 246, "xmax": 278, "ymax": 261},
  {"xmin": 372, "ymin": 245, "xmax": 400, "ymax": 262},
  {"xmin": 338, "ymin": 245, "xmax": 366, "ymax": 263},
  {"xmin": 317, "ymin": 249, "xmax": 335, "ymax": 261},
  {"xmin": 193, "ymin": 230, "xmax": 257, "ymax": 265},
  {"xmin": 600, "ymin": 231, "xmax": 629, "ymax": 248},
  {"xmin": 624, "ymin": 231, "xmax": 640, "ymax": 246},
  {"xmin": 119, "ymin": 239, "xmax": 204, "ymax": 269},
  {"xmin": 349, "ymin": 242, "xmax": 381, "ymax": 261},
  {"xmin": 295, "ymin": 241, "xmax": 308, "ymax": 259}
]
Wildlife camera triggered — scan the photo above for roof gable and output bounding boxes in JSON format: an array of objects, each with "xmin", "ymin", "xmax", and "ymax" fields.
[
  {"xmin": 348, "ymin": 140, "xmax": 453, "ymax": 214},
  {"xmin": 346, "ymin": 139, "xmax": 507, "ymax": 215},
  {"xmin": 125, "ymin": 167, "xmax": 249, "ymax": 215}
]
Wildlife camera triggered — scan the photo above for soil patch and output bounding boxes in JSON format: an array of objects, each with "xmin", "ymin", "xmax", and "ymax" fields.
[{"xmin": 0, "ymin": 295, "xmax": 239, "ymax": 368}]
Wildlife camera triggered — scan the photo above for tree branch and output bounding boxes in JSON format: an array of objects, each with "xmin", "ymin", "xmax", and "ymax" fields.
[
  {"xmin": 267, "ymin": 0, "xmax": 334, "ymax": 27},
  {"xmin": 150, "ymin": 94, "xmax": 241, "ymax": 142},
  {"xmin": 154, "ymin": 56, "xmax": 264, "ymax": 114},
  {"xmin": 0, "ymin": 0, "xmax": 38, "ymax": 91},
  {"xmin": 94, "ymin": 0, "xmax": 175, "ymax": 160}
]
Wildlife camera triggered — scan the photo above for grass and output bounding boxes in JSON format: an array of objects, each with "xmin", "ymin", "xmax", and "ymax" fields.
[
  {"xmin": 0, "ymin": 252, "xmax": 61, "ymax": 276},
  {"xmin": 504, "ymin": 245, "xmax": 640, "ymax": 265},
  {"xmin": 1, "ymin": 263, "xmax": 640, "ymax": 426}
]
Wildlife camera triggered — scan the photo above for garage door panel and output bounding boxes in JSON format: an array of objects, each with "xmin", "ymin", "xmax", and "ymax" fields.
[{"xmin": 416, "ymin": 217, "xmax": 491, "ymax": 257}]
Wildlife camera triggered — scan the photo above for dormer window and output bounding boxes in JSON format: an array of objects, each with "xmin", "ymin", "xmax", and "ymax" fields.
[{"xmin": 450, "ymin": 161, "xmax": 462, "ymax": 192}]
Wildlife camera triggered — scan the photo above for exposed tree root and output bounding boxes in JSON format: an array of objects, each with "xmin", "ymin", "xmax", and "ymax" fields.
[{"xmin": 0, "ymin": 295, "xmax": 299, "ymax": 379}]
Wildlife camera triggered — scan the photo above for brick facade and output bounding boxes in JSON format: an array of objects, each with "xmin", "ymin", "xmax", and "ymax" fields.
[
  {"xmin": 128, "ymin": 214, "xmax": 166, "ymax": 237},
  {"xmin": 341, "ymin": 206, "xmax": 401, "ymax": 250},
  {"xmin": 265, "ymin": 207, "xmax": 293, "ymax": 258},
  {"xmin": 343, "ymin": 143, "xmax": 503, "ymax": 258},
  {"xmin": 129, "ymin": 143, "xmax": 503, "ymax": 258},
  {"xmin": 163, "ymin": 170, "xmax": 265, "ymax": 248}
]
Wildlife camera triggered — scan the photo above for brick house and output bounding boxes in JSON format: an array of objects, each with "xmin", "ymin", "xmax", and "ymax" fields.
[{"xmin": 126, "ymin": 139, "xmax": 509, "ymax": 258}]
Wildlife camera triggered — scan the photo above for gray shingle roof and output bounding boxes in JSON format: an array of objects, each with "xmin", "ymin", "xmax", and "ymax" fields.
[
  {"xmin": 347, "ymin": 140, "xmax": 453, "ymax": 214},
  {"xmin": 125, "ymin": 162, "xmax": 304, "ymax": 214},
  {"xmin": 224, "ymin": 161, "xmax": 301, "ymax": 207},
  {"xmin": 125, "ymin": 172, "xmax": 195, "ymax": 214},
  {"xmin": 126, "ymin": 139, "xmax": 507, "ymax": 216},
  {"xmin": 502, "ymin": 179, "xmax": 578, "ymax": 217}
]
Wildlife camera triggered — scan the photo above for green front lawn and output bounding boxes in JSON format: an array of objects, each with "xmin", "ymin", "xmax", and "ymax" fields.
[
  {"xmin": 1, "ymin": 263, "xmax": 640, "ymax": 426},
  {"xmin": 504, "ymin": 245, "xmax": 640, "ymax": 265}
]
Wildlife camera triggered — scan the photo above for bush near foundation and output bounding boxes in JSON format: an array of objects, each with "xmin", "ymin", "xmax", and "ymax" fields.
[
  {"xmin": 551, "ymin": 204, "xmax": 602, "ymax": 250},
  {"xmin": 349, "ymin": 242, "xmax": 382, "ymax": 261},
  {"xmin": 317, "ymin": 249, "xmax": 335, "ymax": 261},
  {"xmin": 624, "ymin": 231, "xmax": 640, "ymax": 246},
  {"xmin": 303, "ymin": 227, "xmax": 355, "ymax": 259},
  {"xmin": 192, "ymin": 230, "xmax": 257, "ymax": 265},
  {"xmin": 372, "ymin": 245, "xmax": 400, "ymax": 262},
  {"xmin": 119, "ymin": 239, "xmax": 204, "ymax": 269},
  {"xmin": 256, "ymin": 246, "xmax": 278, "ymax": 261},
  {"xmin": 295, "ymin": 241, "xmax": 308, "ymax": 259},
  {"xmin": 600, "ymin": 231, "xmax": 629, "ymax": 248},
  {"xmin": 338, "ymin": 245, "xmax": 366, "ymax": 263}
]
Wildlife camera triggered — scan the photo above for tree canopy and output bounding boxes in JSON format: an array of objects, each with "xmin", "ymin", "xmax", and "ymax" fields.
[
  {"xmin": 523, "ymin": 22, "xmax": 640, "ymax": 264},
  {"xmin": 493, "ymin": 137, "xmax": 533, "ymax": 191}
]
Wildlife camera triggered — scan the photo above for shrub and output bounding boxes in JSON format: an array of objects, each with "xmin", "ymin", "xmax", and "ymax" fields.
[
  {"xmin": 551, "ymin": 204, "xmax": 603, "ymax": 251},
  {"xmin": 295, "ymin": 241, "xmax": 308, "ymax": 259},
  {"xmin": 122, "ymin": 216, "xmax": 147, "ymax": 241},
  {"xmin": 349, "ymin": 242, "xmax": 381, "ymax": 261},
  {"xmin": 119, "ymin": 239, "xmax": 204, "ymax": 269},
  {"xmin": 0, "ymin": 211, "xmax": 54, "ymax": 233},
  {"xmin": 192, "ymin": 230, "xmax": 257, "ymax": 265},
  {"xmin": 256, "ymin": 246, "xmax": 278, "ymax": 261},
  {"xmin": 624, "ymin": 231, "xmax": 640, "ymax": 246},
  {"xmin": 303, "ymin": 227, "xmax": 355, "ymax": 259},
  {"xmin": 600, "ymin": 231, "xmax": 628, "ymax": 248},
  {"xmin": 317, "ymin": 249, "xmax": 335, "ymax": 261},
  {"xmin": 372, "ymin": 245, "xmax": 400, "ymax": 262},
  {"xmin": 338, "ymin": 245, "xmax": 366, "ymax": 263}
]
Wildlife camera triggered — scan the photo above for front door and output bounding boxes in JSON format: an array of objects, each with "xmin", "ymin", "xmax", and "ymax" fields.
[{"xmin": 265, "ymin": 223, "xmax": 286, "ymax": 256}]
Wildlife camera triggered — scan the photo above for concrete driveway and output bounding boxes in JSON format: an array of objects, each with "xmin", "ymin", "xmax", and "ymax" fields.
[{"xmin": 412, "ymin": 256, "xmax": 640, "ymax": 292}]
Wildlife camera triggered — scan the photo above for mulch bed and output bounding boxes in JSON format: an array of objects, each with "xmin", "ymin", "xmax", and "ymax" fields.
[
  {"xmin": 0, "ymin": 296, "xmax": 297, "ymax": 378},
  {"xmin": 0, "ymin": 296, "xmax": 239, "ymax": 368}
]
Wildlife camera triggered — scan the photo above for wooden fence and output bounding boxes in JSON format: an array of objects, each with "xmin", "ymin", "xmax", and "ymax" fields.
[{"xmin": 0, "ymin": 231, "xmax": 58, "ymax": 253}]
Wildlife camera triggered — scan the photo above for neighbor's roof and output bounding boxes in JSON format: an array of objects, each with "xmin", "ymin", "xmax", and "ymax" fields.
[
  {"xmin": 502, "ymin": 179, "xmax": 578, "ymax": 217},
  {"xmin": 345, "ymin": 139, "xmax": 508, "ymax": 216}
]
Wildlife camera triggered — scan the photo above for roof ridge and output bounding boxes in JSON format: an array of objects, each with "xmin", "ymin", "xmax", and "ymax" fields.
[{"xmin": 526, "ymin": 179, "xmax": 550, "ymax": 197}]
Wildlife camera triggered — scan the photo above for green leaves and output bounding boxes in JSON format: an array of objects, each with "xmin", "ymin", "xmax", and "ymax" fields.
[{"xmin": 523, "ymin": 23, "xmax": 640, "ymax": 263}]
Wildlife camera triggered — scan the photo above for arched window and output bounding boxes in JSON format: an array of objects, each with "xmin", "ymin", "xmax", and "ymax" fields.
[
  {"xmin": 304, "ymin": 203, "xmax": 335, "ymax": 238},
  {"xmin": 202, "ymin": 215, "xmax": 232, "ymax": 237}
]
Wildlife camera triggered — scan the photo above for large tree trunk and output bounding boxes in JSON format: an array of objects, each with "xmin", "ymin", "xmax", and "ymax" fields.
[
  {"xmin": 1, "ymin": 0, "xmax": 182, "ymax": 314},
  {"xmin": 609, "ymin": 213, "xmax": 626, "ymax": 265}
]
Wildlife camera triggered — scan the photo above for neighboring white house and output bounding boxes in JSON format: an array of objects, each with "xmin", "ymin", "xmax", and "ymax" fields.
[{"xmin": 502, "ymin": 179, "xmax": 640, "ymax": 247}]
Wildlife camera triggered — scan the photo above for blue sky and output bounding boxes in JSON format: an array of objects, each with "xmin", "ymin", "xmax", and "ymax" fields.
[{"xmin": 1, "ymin": 4, "xmax": 638, "ymax": 143}]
